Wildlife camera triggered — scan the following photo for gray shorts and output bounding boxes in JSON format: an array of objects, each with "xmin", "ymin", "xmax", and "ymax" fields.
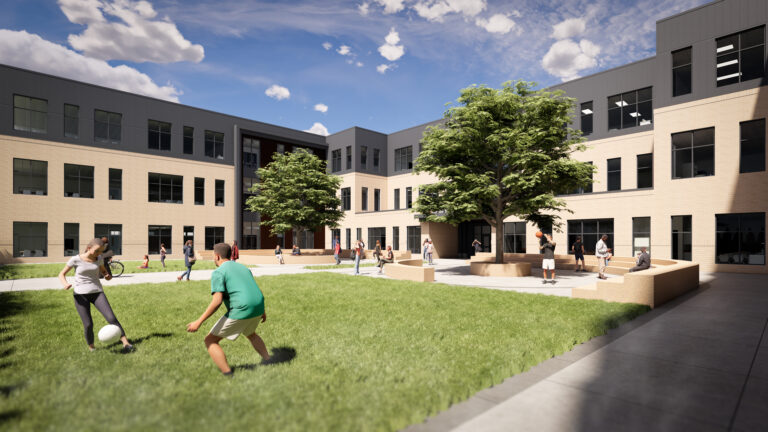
[{"xmin": 209, "ymin": 315, "xmax": 261, "ymax": 341}]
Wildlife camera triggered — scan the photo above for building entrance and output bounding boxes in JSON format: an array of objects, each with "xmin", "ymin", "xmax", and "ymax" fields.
[{"xmin": 458, "ymin": 220, "xmax": 491, "ymax": 258}]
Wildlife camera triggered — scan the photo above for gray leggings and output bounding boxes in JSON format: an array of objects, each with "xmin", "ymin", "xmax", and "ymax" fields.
[{"xmin": 73, "ymin": 292, "xmax": 125, "ymax": 345}]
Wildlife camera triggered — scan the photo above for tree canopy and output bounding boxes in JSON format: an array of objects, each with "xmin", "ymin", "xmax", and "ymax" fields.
[
  {"xmin": 415, "ymin": 80, "xmax": 594, "ymax": 263},
  {"xmin": 246, "ymin": 148, "xmax": 343, "ymax": 242}
]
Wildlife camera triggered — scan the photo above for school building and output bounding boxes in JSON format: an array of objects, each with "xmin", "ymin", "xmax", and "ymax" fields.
[{"xmin": 2, "ymin": 0, "xmax": 766, "ymax": 273}]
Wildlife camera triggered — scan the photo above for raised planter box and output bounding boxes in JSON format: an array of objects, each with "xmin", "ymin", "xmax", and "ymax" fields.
[
  {"xmin": 384, "ymin": 258, "xmax": 435, "ymax": 282},
  {"xmin": 469, "ymin": 262, "xmax": 532, "ymax": 277}
]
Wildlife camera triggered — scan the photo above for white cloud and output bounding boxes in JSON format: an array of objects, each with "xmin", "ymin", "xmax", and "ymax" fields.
[
  {"xmin": 378, "ymin": 28, "xmax": 405, "ymax": 61},
  {"xmin": 314, "ymin": 103, "xmax": 329, "ymax": 113},
  {"xmin": 304, "ymin": 122, "xmax": 329, "ymax": 136},
  {"xmin": 356, "ymin": 61, "xmax": 364, "ymax": 67},
  {"xmin": 337, "ymin": 45, "xmax": 352, "ymax": 55},
  {"xmin": 0, "ymin": 29, "xmax": 180, "ymax": 101},
  {"xmin": 376, "ymin": 63, "xmax": 395, "ymax": 74},
  {"xmin": 552, "ymin": 18, "xmax": 586, "ymax": 40},
  {"xmin": 413, "ymin": 0, "xmax": 486, "ymax": 22},
  {"xmin": 265, "ymin": 84, "xmax": 290, "ymax": 100},
  {"xmin": 322, "ymin": 41, "xmax": 332, "ymax": 50},
  {"xmin": 475, "ymin": 13, "xmax": 517, "ymax": 34},
  {"xmin": 374, "ymin": 0, "xmax": 406, "ymax": 14},
  {"xmin": 542, "ymin": 38, "xmax": 600, "ymax": 81},
  {"xmin": 358, "ymin": 2, "xmax": 370, "ymax": 15},
  {"xmin": 59, "ymin": 0, "xmax": 204, "ymax": 63}
]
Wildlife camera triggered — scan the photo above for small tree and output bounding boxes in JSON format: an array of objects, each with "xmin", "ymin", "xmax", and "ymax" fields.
[
  {"xmin": 246, "ymin": 148, "xmax": 343, "ymax": 246},
  {"xmin": 415, "ymin": 81, "xmax": 594, "ymax": 264}
]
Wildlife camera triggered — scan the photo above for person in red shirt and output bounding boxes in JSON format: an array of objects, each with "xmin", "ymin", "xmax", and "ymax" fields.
[
  {"xmin": 231, "ymin": 240, "xmax": 239, "ymax": 262},
  {"xmin": 333, "ymin": 236, "xmax": 341, "ymax": 265}
]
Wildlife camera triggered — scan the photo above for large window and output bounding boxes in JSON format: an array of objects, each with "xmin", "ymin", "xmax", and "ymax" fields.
[
  {"xmin": 148, "ymin": 173, "xmax": 183, "ymax": 203},
  {"xmin": 345, "ymin": 228, "xmax": 351, "ymax": 250},
  {"xmin": 637, "ymin": 153, "xmax": 653, "ymax": 189},
  {"xmin": 13, "ymin": 158, "xmax": 47, "ymax": 195},
  {"xmin": 374, "ymin": 189, "xmax": 381, "ymax": 211},
  {"xmin": 716, "ymin": 213, "xmax": 765, "ymax": 265},
  {"xmin": 394, "ymin": 188, "xmax": 400, "ymax": 210},
  {"xmin": 95, "ymin": 224, "xmax": 122, "ymax": 255},
  {"xmin": 195, "ymin": 177, "xmax": 205, "ymax": 205},
  {"xmin": 672, "ymin": 127, "xmax": 715, "ymax": 179},
  {"xmin": 109, "ymin": 168, "xmax": 122, "ymax": 200},
  {"xmin": 183, "ymin": 126, "xmax": 194, "ymax": 155},
  {"xmin": 671, "ymin": 215, "xmax": 692, "ymax": 261},
  {"xmin": 64, "ymin": 223, "xmax": 79, "ymax": 256},
  {"xmin": 580, "ymin": 101, "xmax": 593, "ymax": 136},
  {"xmin": 608, "ymin": 87, "xmax": 652, "ymax": 130},
  {"xmin": 205, "ymin": 226, "xmax": 225, "ymax": 250},
  {"xmin": 215, "ymin": 180, "xmax": 225, "ymax": 206},
  {"xmin": 405, "ymin": 187, "xmax": 413, "ymax": 209},
  {"xmin": 361, "ymin": 187, "xmax": 368, "ymax": 211},
  {"xmin": 243, "ymin": 221, "xmax": 259, "ymax": 249},
  {"xmin": 341, "ymin": 187, "xmax": 351, "ymax": 211},
  {"xmin": 361, "ymin": 146, "xmax": 368, "ymax": 168},
  {"xmin": 243, "ymin": 137, "xmax": 259, "ymax": 171},
  {"xmin": 373, "ymin": 148, "xmax": 380, "ymax": 171},
  {"xmin": 331, "ymin": 149, "xmax": 342, "ymax": 172},
  {"xmin": 607, "ymin": 158, "xmax": 621, "ymax": 191},
  {"xmin": 13, "ymin": 95, "xmax": 47, "ymax": 134},
  {"xmin": 346, "ymin": 146, "xmax": 352, "ymax": 169},
  {"xmin": 13, "ymin": 222, "xmax": 47, "ymax": 257},
  {"xmin": 205, "ymin": 130, "xmax": 224, "ymax": 159},
  {"xmin": 64, "ymin": 104, "xmax": 79, "ymax": 138},
  {"xmin": 368, "ymin": 227, "xmax": 386, "ymax": 249},
  {"xmin": 632, "ymin": 217, "xmax": 651, "ymax": 255},
  {"xmin": 395, "ymin": 146, "xmax": 413, "ymax": 171},
  {"xmin": 503, "ymin": 222, "xmax": 526, "ymax": 253},
  {"xmin": 740, "ymin": 119, "xmax": 765, "ymax": 173},
  {"xmin": 148, "ymin": 225, "xmax": 172, "ymax": 255},
  {"xmin": 392, "ymin": 226, "xmax": 400, "ymax": 251},
  {"xmin": 183, "ymin": 226, "xmax": 195, "ymax": 246},
  {"xmin": 672, "ymin": 47, "xmax": 692, "ymax": 96},
  {"xmin": 716, "ymin": 26, "xmax": 765, "ymax": 87},
  {"xmin": 568, "ymin": 219, "xmax": 614, "ymax": 255},
  {"xmin": 94, "ymin": 109, "xmax": 122, "ymax": 144},
  {"xmin": 148, "ymin": 120, "xmax": 171, "ymax": 151},
  {"xmin": 64, "ymin": 164, "xmax": 94, "ymax": 198},
  {"xmin": 407, "ymin": 226, "xmax": 421, "ymax": 254}
]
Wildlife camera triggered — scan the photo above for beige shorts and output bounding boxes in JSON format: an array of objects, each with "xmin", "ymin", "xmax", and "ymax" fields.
[
  {"xmin": 209, "ymin": 315, "xmax": 261, "ymax": 341},
  {"xmin": 542, "ymin": 259, "xmax": 555, "ymax": 270}
]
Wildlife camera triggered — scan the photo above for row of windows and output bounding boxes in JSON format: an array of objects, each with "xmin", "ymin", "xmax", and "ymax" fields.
[
  {"xmin": 12, "ymin": 158, "xmax": 225, "ymax": 205},
  {"xmin": 339, "ymin": 186, "xmax": 413, "ymax": 212},
  {"xmin": 332, "ymin": 226, "xmax": 421, "ymax": 252},
  {"xmin": 12, "ymin": 222, "xmax": 226, "ymax": 257},
  {"xmin": 12, "ymin": 95, "xmax": 226, "ymax": 159},
  {"xmin": 330, "ymin": 146, "xmax": 385, "ymax": 173}
]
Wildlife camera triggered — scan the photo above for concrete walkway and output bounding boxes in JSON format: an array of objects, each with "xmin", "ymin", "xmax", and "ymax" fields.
[{"xmin": 405, "ymin": 272, "xmax": 768, "ymax": 432}]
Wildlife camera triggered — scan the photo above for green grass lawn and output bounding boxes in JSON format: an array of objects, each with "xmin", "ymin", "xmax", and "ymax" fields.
[
  {"xmin": 0, "ymin": 273, "xmax": 648, "ymax": 431},
  {"xmin": 0, "ymin": 260, "xmax": 220, "ymax": 280},
  {"xmin": 304, "ymin": 263, "xmax": 377, "ymax": 270}
]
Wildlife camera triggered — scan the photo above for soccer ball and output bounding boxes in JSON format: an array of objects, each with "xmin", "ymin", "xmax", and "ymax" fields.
[
  {"xmin": 98, "ymin": 324, "xmax": 122, "ymax": 344},
  {"xmin": 535, "ymin": 231, "xmax": 543, "ymax": 238}
]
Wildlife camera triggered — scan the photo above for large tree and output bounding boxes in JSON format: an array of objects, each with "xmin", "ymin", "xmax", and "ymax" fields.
[
  {"xmin": 246, "ymin": 148, "xmax": 343, "ymax": 245},
  {"xmin": 415, "ymin": 81, "xmax": 594, "ymax": 264}
]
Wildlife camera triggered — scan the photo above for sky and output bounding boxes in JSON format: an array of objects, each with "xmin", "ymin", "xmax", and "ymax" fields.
[{"xmin": 0, "ymin": 0, "xmax": 713, "ymax": 136}]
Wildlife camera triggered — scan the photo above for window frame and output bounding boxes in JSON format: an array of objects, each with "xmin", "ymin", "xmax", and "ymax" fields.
[
  {"xmin": 195, "ymin": 177, "xmax": 205, "ymax": 205},
  {"xmin": 580, "ymin": 101, "xmax": 593, "ymax": 136},
  {"xmin": 13, "ymin": 94, "xmax": 47, "ymax": 134},
  {"xmin": 715, "ymin": 212, "xmax": 765, "ymax": 265},
  {"xmin": 607, "ymin": 157, "xmax": 621, "ymax": 191},
  {"xmin": 636, "ymin": 153, "xmax": 653, "ymax": 189},
  {"xmin": 716, "ymin": 26, "xmax": 765, "ymax": 87},
  {"xmin": 13, "ymin": 158, "xmax": 47, "ymax": 196},
  {"xmin": 671, "ymin": 215, "xmax": 692, "ymax": 261},
  {"xmin": 94, "ymin": 109, "xmax": 122, "ymax": 144},
  {"xmin": 109, "ymin": 168, "xmax": 122, "ymax": 200},
  {"xmin": 671, "ymin": 127, "xmax": 715, "ymax": 179},
  {"xmin": 740, "ymin": 118, "xmax": 766, "ymax": 173},
  {"xmin": 607, "ymin": 87, "xmax": 653, "ymax": 130},
  {"xmin": 148, "ymin": 225, "xmax": 172, "ymax": 255},
  {"xmin": 13, "ymin": 221, "xmax": 48, "ymax": 257},
  {"xmin": 148, "ymin": 172, "xmax": 183, "ymax": 204},
  {"xmin": 672, "ymin": 47, "xmax": 693, "ymax": 97},
  {"xmin": 64, "ymin": 103, "xmax": 79, "ymax": 138},
  {"xmin": 183, "ymin": 126, "xmax": 194, "ymax": 155},
  {"xmin": 148, "ymin": 119, "xmax": 172, "ymax": 151},
  {"xmin": 215, "ymin": 179, "xmax": 225, "ymax": 207},
  {"xmin": 204, "ymin": 130, "xmax": 225, "ymax": 159},
  {"xmin": 394, "ymin": 146, "xmax": 413, "ymax": 172},
  {"xmin": 361, "ymin": 187, "xmax": 368, "ymax": 211},
  {"xmin": 331, "ymin": 149, "xmax": 342, "ymax": 172},
  {"xmin": 64, "ymin": 163, "xmax": 94, "ymax": 198}
]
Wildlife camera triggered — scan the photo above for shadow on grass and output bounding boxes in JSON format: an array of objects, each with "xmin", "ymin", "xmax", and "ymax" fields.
[
  {"xmin": 0, "ymin": 409, "xmax": 22, "ymax": 426},
  {"xmin": 0, "ymin": 383, "xmax": 24, "ymax": 397},
  {"xmin": 233, "ymin": 347, "xmax": 297, "ymax": 371},
  {"xmin": 108, "ymin": 332, "xmax": 174, "ymax": 354}
]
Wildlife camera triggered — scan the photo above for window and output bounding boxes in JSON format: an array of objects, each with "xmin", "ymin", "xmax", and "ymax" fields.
[
  {"xmin": 373, "ymin": 149, "xmax": 380, "ymax": 171},
  {"xmin": 94, "ymin": 109, "xmax": 122, "ymax": 144},
  {"xmin": 361, "ymin": 187, "xmax": 368, "ymax": 211},
  {"xmin": 205, "ymin": 130, "xmax": 224, "ymax": 159},
  {"xmin": 608, "ymin": 87, "xmax": 652, "ymax": 130},
  {"xmin": 64, "ymin": 223, "xmax": 79, "ymax": 256},
  {"xmin": 183, "ymin": 126, "xmax": 194, "ymax": 155},
  {"xmin": 109, "ymin": 168, "xmax": 122, "ymax": 200},
  {"xmin": 148, "ymin": 173, "xmax": 183, "ymax": 203},
  {"xmin": 64, "ymin": 104, "xmax": 79, "ymax": 138},
  {"xmin": 395, "ymin": 146, "xmax": 413, "ymax": 171},
  {"xmin": 568, "ymin": 219, "xmax": 614, "ymax": 255},
  {"xmin": 716, "ymin": 213, "xmax": 765, "ymax": 265},
  {"xmin": 356, "ymin": 228, "xmax": 362, "ymax": 244},
  {"xmin": 406, "ymin": 226, "xmax": 421, "ymax": 254},
  {"xmin": 243, "ymin": 137, "xmax": 259, "ymax": 168},
  {"xmin": 331, "ymin": 229, "xmax": 341, "ymax": 249},
  {"xmin": 671, "ymin": 215, "xmax": 692, "ymax": 261},
  {"xmin": 394, "ymin": 188, "xmax": 400, "ymax": 210},
  {"xmin": 215, "ymin": 180, "xmax": 225, "ymax": 206},
  {"xmin": 346, "ymin": 146, "xmax": 352, "ymax": 169},
  {"xmin": 277, "ymin": 144, "xmax": 285, "ymax": 154},
  {"xmin": 406, "ymin": 187, "xmax": 413, "ymax": 209},
  {"xmin": 148, "ymin": 120, "xmax": 171, "ymax": 151},
  {"xmin": 13, "ymin": 95, "xmax": 47, "ymax": 133},
  {"xmin": 672, "ymin": 127, "xmax": 715, "ymax": 178},
  {"xmin": 368, "ymin": 227, "xmax": 386, "ymax": 250},
  {"xmin": 95, "ymin": 224, "xmax": 122, "ymax": 255},
  {"xmin": 607, "ymin": 158, "xmax": 621, "ymax": 191},
  {"xmin": 13, "ymin": 222, "xmax": 47, "ymax": 257},
  {"xmin": 13, "ymin": 158, "xmax": 47, "ymax": 195},
  {"xmin": 503, "ymin": 222, "xmax": 526, "ymax": 253},
  {"xmin": 716, "ymin": 26, "xmax": 765, "ymax": 87},
  {"xmin": 740, "ymin": 119, "xmax": 765, "ymax": 173},
  {"xmin": 392, "ymin": 226, "xmax": 400, "ymax": 250},
  {"xmin": 580, "ymin": 101, "xmax": 593, "ymax": 136},
  {"xmin": 637, "ymin": 154, "xmax": 653, "ymax": 188},
  {"xmin": 361, "ymin": 146, "xmax": 368, "ymax": 168},
  {"xmin": 64, "ymin": 164, "xmax": 94, "ymax": 198},
  {"xmin": 205, "ymin": 226, "xmax": 225, "ymax": 250},
  {"xmin": 148, "ymin": 225, "xmax": 172, "ymax": 255},
  {"xmin": 374, "ymin": 189, "xmax": 380, "ymax": 211},
  {"xmin": 341, "ymin": 187, "xmax": 351, "ymax": 211},
  {"xmin": 195, "ymin": 177, "xmax": 205, "ymax": 205},
  {"xmin": 183, "ymin": 226, "xmax": 195, "ymax": 245},
  {"xmin": 345, "ymin": 228, "xmax": 351, "ymax": 250},
  {"xmin": 672, "ymin": 47, "xmax": 692, "ymax": 96},
  {"xmin": 331, "ymin": 149, "xmax": 342, "ymax": 172},
  {"xmin": 632, "ymin": 217, "xmax": 651, "ymax": 255},
  {"xmin": 295, "ymin": 230, "xmax": 314, "ymax": 249},
  {"xmin": 243, "ymin": 221, "xmax": 259, "ymax": 249}
]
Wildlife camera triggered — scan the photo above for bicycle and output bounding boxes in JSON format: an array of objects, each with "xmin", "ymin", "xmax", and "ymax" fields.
[{"xmin": 109, "ymin": 259, "xmax": 125, "ymax": 277}]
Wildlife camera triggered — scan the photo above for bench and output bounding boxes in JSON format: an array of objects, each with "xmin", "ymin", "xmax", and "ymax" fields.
[
  {"xmin": 384, "ymin": 258, "xmax": 435, "ymax": 282},
  {"xmin": 469, "ymin": 261, "xmax": 532, "ymax": 277}
]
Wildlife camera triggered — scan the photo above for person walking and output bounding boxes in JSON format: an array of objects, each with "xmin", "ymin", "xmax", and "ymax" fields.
[
  {"xmin": 378, "ymin": 246, "xmax": 394, "ymax": 274},
  {"xmin": 231, "ymin": 240, "xmax": 239, "ymax": 262},
  {"xmin": 275, "ymin": 245, "xmax": 284, "ymax": 264},
  {"xmin": 629, "ymin": 247, "xmax": 651, "ymax": 272},
  {"xmin": 472, "ymin": 239, "xmax": 482, "ymax": 256},
  {"xmin": 571, "ymin": 236, "xmax": 585, "ymax": 272},
  {"xmin": 333, "ymin": 236, "xmax": 341, "ymax": 265},
  {"xmin": 354, "ymin": 239, "xmax": 362, "ymax": 275},
  {"xmin": 178, "ymin": 240, "xmax": 195, "ymax": 281},
  {"xmin": 160, "ymin": 243, "xmax": 167, "ymax": 270},
  {"xmin": 539, "ymin": 234, "xmax": 557, "ymax": 283},
  {"xmin": 58, "ymin": 238, "xmax": 134, "ymax": 353},
  {"xmin": 422, "ymin": 238, "xmax": 429, "ymax": 261},
  {"xmin": 373, "ymin": 240, "xmax": 382, "ymax": 264},
  {"xmin": 595, "ymin": 235, "xmax": 612, "ymax": 280},
  {"xmin": 426, "ymin": 240, "xmax": 435, "ymax": 265}
]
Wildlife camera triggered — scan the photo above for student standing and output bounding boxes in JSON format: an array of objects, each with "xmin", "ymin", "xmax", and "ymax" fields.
[
  {"xmin": 426, "ymin": 240, "xmax": 435, "ymax": 265},
  {"xmin": 275, "ymin": 245, "xmax": 285, "ymax": 264},
  {"xmin": 354, "ymin": 240, "xmax": 362, "ymax": 275},
  {"xmin": 373, "ymin": 240, "xmax": 382, "ymax": 263},
  {"xmin": 472, "ymin": 239, "xmax": 482, "ymax": 256},
  {"xmin": 595, "ymin": 235, "xmax": 612, "ymax": 280},
  {"xmin": 160, "ymin": 243, "xmax": 167, "ymax": 270},
  {"xmin": 333, "ymin": 236, "xmax": 341, "ymax": 265},
  {"xmin": 571, "ymin": 236, "xmax": 585, "ymax": 272},
  {"xmin": 539, "ymin": 234, "xmax": 556, "ymax": 283},
  {"xmin": 422, "ymin": 238, "xmax": 429, "ymax": 261}
]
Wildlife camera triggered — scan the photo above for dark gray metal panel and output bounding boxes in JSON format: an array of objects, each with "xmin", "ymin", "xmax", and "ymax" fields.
[
  {"xmin": 355, "ymin": 128, "xmax": 388, "ymax": 175},
  {"xmin": 386, "ymin": 119, "xmax": 443, "ymax": 176},
  {"xmin": 234, "ymin": 125, "xmax": 242, "ymax": 244},
  {"xmin": 325, "ymin": 127, "xmax": 357, "ymax": 174}
]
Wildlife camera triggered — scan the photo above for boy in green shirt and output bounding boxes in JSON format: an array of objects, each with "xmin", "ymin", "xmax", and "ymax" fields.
[{"xmin": 186, "ymin": 242, "xmax": 270, "ymax": 375}]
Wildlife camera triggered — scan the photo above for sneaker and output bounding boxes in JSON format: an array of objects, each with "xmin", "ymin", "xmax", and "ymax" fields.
[
  {"xmin": 222, "ymin": 370, "xmax": 234, "ymax": 377},
  {"xmin": 121, "ymin": 344, "xmax": 136, "ymax": 354}
]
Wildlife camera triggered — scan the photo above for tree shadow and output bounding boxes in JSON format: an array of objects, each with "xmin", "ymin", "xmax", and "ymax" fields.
[
  {"xmin": 0, "ymin": 410, "xmax": 22, "ymax": 426},
  {"xmin": 233, "ymin": 346, "xmax": 297, "ymax": 371},
  {"xmin": 0, "ymin": 383, "xmax": 24, "ymax": 397}
]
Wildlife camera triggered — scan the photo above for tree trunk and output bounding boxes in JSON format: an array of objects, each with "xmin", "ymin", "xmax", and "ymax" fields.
[{"xmin": 495, "ymin": 218, "xmax": 504, "ymax": 264}]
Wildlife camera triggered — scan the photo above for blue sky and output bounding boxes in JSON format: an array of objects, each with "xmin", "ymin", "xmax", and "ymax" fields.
[{"xmin": 0, "ymin": 0, "xmax": 711, "ymax": 135}]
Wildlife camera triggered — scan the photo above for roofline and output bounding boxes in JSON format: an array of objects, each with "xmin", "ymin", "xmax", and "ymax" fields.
[
  {"xmin": 656, "ymin": 0, "xmax": 722, "ymax": 24},
  {"xmin": 387, "ymin": 118, "xmax": 445, "ymax": 135},
  {"xmin": 547, "ymin": 56, "xmax": 657, "ymax": 89}
]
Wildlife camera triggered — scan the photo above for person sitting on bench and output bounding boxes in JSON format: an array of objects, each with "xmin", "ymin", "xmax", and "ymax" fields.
[
  {"xmin": 629, "ymin": 247, "xmax": 651, "ymax": 272},
  {"xmin": 378, "ymin": 246, "xmax": 394, "ymax": 274}
]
